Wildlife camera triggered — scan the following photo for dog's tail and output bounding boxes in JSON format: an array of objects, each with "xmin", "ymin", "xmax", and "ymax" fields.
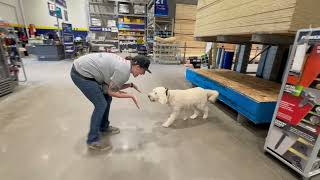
[{"xmin": 206, "ymin": 90, "xmax": 219, "ymax": 103}]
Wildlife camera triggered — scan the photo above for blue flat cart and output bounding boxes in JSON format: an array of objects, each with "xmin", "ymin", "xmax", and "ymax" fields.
[{"xmin": 186, "ymin": 68, "xmax": 281, "ymax": 124}]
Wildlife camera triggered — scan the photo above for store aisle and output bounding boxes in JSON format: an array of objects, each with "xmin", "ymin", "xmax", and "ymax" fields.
[{"xmin": 0, "ymin": 56, "xmax": 300, "ymax": 180}]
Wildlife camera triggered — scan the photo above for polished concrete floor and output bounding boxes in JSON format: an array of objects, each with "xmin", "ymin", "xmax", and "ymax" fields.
[{"xmin": 0, "ymin": 55, "xmax": 309, "ymax": 180}]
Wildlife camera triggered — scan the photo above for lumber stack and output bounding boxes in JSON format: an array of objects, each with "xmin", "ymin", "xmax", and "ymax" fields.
[
  {"xmin": 175, "ymin": 4, "xmax": 206, "ymax": 57},
  {"xmin": 195, "ymin": 0, "xmax": 320, "ymax": 38}
]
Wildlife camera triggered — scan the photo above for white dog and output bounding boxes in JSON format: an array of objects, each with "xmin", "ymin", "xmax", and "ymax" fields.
[{"xmin": 148, "ymin": 87, "xmax": 219, "ymax": 127}]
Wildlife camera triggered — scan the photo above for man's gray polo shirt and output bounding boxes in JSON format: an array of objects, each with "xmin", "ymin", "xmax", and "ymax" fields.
[{"xmin": 73, "ymin": 53, "xmax": 131, "ymax": 89}]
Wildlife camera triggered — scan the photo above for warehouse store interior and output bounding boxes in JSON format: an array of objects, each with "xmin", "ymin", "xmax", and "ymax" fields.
[{"xmin": 0, "ymin": 0, "xmax": 320, "ymax": 180}]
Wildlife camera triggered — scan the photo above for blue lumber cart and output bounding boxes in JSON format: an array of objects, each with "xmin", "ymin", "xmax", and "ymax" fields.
[{"xmin": 185, "ymin": 68, "xmax": 281, "ymax": 124}]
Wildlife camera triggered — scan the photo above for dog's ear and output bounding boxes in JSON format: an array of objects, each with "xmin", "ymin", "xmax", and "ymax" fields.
[{"xmin": 158, "ymin": 88, "xmax": 168, "ymax": 104}]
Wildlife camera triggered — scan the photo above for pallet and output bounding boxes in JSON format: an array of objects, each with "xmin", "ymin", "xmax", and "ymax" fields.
[{"xmin": 185, "ymin": 68, "xmax": 281, "ymax": 124}]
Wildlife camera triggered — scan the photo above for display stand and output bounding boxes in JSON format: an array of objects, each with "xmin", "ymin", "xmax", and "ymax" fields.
[
  {"xmin": 61, "ymin": 23, "xmax": 74, "ymax": 58},
  {"xmin": 153, "ymin": 42, "xmax": 179, "ymax": 64},
  {"xmin": 265, "ymin": 28, "xmax": 320, "ymax": 179},
  {"xmin": 147, "ymin": 0, "xmax": 174, "ymax": 54}
]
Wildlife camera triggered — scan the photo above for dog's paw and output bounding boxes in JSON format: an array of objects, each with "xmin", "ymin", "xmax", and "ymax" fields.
[
  {"xmin": 162, "ymin": 123, "xmax": 170, "ymax": 128},
  {"xmin": 203, "ymin": 115, "xmax": 208, "ymax": 119},
  {"xmin": 190, "ymin": 114, "xmax": 198, "ymax": 119},
  {"xmin": 183, "ymin": 117, "xmax": 188, "ymax": 121}
]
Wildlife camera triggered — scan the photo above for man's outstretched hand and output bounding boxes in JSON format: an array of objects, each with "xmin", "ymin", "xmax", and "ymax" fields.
[
  {"xmin": 131, "ymin": 83, "xmax": 141, "ymax": 93},
  {"xmin": 131, "ymin": 95, "xmax": 140, "ymax": 109}
]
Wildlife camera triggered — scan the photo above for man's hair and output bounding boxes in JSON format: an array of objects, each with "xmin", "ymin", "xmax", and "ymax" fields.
[{"xmin": 125, "ymin": 56, "xmax": 134, "ymax": 60}]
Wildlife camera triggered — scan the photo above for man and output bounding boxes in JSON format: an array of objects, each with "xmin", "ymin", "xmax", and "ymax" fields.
[{"xmin": 70, "ymin": 53, "xmax": 151, "ymax": 150}]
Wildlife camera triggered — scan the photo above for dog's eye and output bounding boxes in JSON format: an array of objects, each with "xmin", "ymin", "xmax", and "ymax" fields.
[{"xmin": 155, "ymin": 92, "xmax": 157, "ymax": 95}]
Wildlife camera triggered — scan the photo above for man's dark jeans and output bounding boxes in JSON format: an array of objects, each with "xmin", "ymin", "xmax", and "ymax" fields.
[{"xmin": 70, "ymin": 66, "xmax": 112, "ymax": 144}]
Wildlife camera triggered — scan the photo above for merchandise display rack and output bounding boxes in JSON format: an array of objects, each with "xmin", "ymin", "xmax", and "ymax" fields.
[
  {"xmin": 153, "ymin": 42, "xmax": 179, "ymax": 64},
  {"xmin": 0, "ymin": 24, "xmax": 27, "ymax": 97},
  {"xmin": 264, "ymin": 28, "xmax": 320, "ymax": 180},
  {"xmin": 146, "ymin": 0, "xmax": 174, "ymax": 54},
  {"xmin": 87, "ymin": 0, "xmax": 147, "ymax": 52},
  {"xmin": 0, "ymin": 38, "xmax": 14, "ymax": 97},
  {"xmin": 88, "ymin": 0, "xmax": 119, "ymax": 52}
]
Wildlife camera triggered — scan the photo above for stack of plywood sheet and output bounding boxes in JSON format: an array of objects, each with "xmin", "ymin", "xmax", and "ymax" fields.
[
  {"xmin": 175, "ymin": 4, "xmax": 206, "ymax": 57},
  {"xmin": 195, "ymin": 0, "xmax": 320, "ymax": 38}
]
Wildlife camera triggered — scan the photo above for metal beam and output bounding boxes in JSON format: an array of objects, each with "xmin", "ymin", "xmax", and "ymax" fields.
[
  {"xmin": 235, "ymin": 44, "xmax": 252, "ymax": 73},
  {"xmin": 256, "ymin": 45, "xmax": 290, "ymax": 81},
  {"xmin": 196, "ymin": 33, "xmax": 295, "ymax": 45},
  {"xmin": 211, "ymin": 43, "xmax": 218, "ymax": 69},
  {"xmin": 194, "ymin": 36, "xmax": 217, "ymax": 42},
  {"xmin": 216, "ymin": 35, "xmax": 251, "ymax": 44},
  {"xmin": 233, "ymin": 45, "xmax": 240, "ymax": 71},
  {"xmin": 251, "ymin": 34, "xmax": 295, "ymax": 45},
  {"xmin": 195, "ymin": 35, "xmax": 250, "ymax": 43}
]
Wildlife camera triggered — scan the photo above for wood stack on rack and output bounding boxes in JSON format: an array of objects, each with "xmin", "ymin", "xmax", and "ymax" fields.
[
  {"xmin": 195, "ymin": 0, "xmax": 320, "ymax": 37},
  {"xmin": 174, "ymin": 4, "xmax": 206, "ymax": 57}
]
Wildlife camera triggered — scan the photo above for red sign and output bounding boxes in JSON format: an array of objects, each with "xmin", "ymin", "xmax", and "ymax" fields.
[{"xmin": 277, "ymin": 92, "xmax": 314, "ymax": 125}]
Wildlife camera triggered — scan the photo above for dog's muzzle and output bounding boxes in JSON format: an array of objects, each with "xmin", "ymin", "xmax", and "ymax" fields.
[{"xmin": 148, "ymin": 95, "xmax": 156, "ymax": 102}]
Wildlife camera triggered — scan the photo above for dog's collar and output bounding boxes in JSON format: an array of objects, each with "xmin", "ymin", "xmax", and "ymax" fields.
[{"xmin": 165, "ymin": 88, "xmax": 170, "ymax": 104}]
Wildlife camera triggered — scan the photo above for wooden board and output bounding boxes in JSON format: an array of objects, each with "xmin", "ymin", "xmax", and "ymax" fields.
[
  {"xmin": 195, "ymin": 69, "xmax": 281, "ymax": 102},
  {"xmin": 174, "ymin": 35, "xmax": 196, "ymax": 41},
  {"xmin": 290, "ymin": 0, "xmax": 320, "ymax": 31},
  {"xmin": 179, "ymin": 47, "xmax": 205, "ymax": 52},
  {"xmin": 217, "ymin": 43, "xmax": 236, "ymax": 50},
  {"xmin": 195, "ymin": 0, "xmax": 320, "ymax": 37},
  {"xmin": 179, "ymin": 48, "xmax": 205, "ymax": 57},
  {"xmin": 175, "ymin": 4, "xmax": 206, "ymax": 57},
  {"xmin": 177, "ymin": 41, "xmax": 205, "ymax": 48},
  {"xmin": 176, "ymin": 4, "xmax": 197, "ymax": 20},
  {"xmin": 174, "ymin": 21, "xmax": 196, "ymax": 34}
]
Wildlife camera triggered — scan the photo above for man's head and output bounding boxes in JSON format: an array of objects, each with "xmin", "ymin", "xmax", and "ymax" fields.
[{"xmin": 131, "ymin": 55, "xmax": 151, "ymax": 77}]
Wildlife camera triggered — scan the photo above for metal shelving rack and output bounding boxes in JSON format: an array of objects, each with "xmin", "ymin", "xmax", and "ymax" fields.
[
  {"xmin": 117, "ymin": 0, "xmax": 147, "ymax": 53},
  {"xmin": 0, "ymin": 38, "xmax": 15, "ymax": 97},
  {"xmin": 146, "ymin": 0, "xmax": 174, "ymax": 55},
  {"xmin": 153, "ymin": 43, "xmax": 179, "ymax": 64},
  {"xmin": 88, "ymin": 0, "xmax": 119, "ymax": 52},
  {"xmin": 87, "ymin": 0, "xmax": 147, "ymax": 53}
]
